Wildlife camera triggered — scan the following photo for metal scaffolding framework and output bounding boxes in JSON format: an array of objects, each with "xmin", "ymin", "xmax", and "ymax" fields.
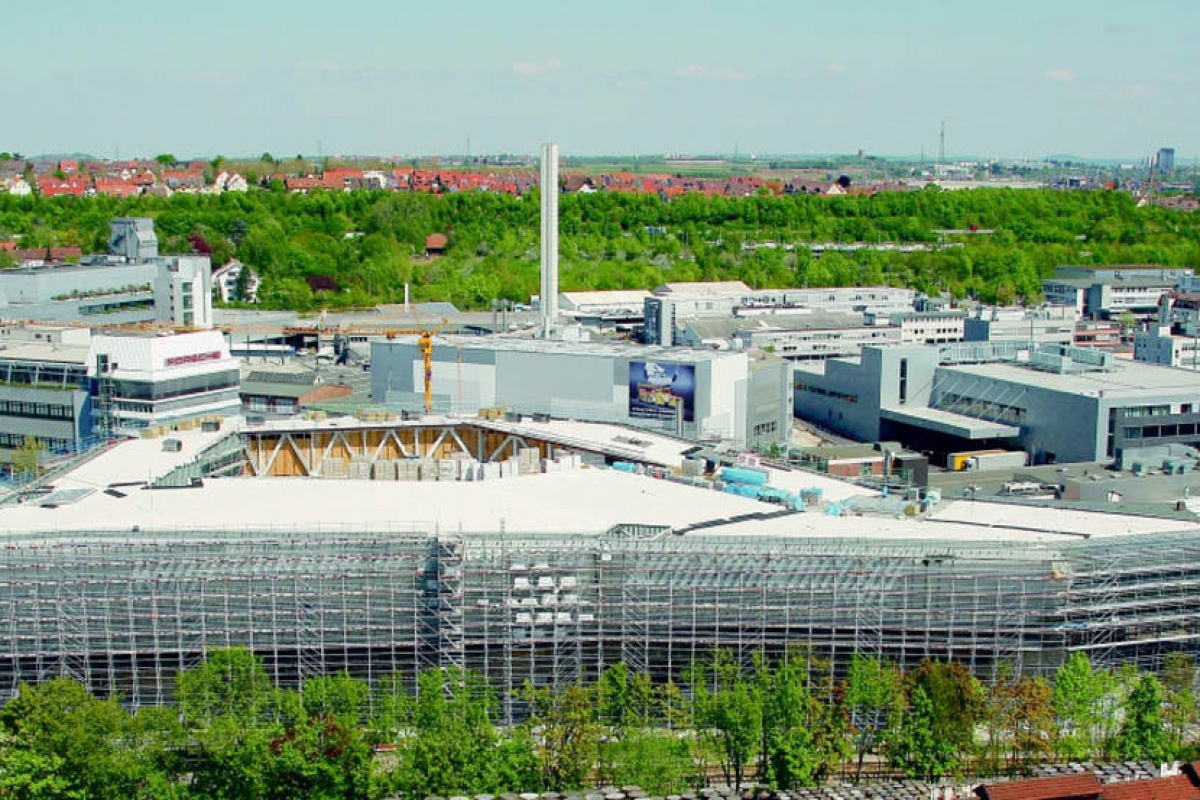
[{"xmin": 0, "ymin": 525, "xmax": 1198, "ymax": 708}]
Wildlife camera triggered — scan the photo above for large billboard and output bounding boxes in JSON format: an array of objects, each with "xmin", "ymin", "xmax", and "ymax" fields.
[{"xmin": 629, "ymin": 361, "xmax": 695, "ymax": 421}]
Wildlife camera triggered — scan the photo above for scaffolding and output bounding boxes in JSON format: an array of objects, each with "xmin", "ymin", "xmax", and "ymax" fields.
[{"xmin": 0, "ymin": 525, "xmax": 1197, "ymax": 709}]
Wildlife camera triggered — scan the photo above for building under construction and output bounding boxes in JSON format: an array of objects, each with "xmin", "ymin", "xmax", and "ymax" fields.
[{"xmin": 0, "ymin": 420, "xmax": 1198, "ymax": 709}]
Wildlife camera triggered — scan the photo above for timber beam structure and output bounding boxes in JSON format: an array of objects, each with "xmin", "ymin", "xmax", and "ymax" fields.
[{"xmin": 241, "ymin": 419, "xmax": 589, "ymax": 478}]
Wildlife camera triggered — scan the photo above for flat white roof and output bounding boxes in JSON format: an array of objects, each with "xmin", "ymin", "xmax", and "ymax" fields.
[
  {"xmin": 880, "ymin": 406, "xmax": 1021, "ymax": 439},
  {"xmin": 0, "ymin": 440, "xmax": 1192, "ymax": 545},
  {"xmin": 375, "ymin": 335, "xmax": 742, "ymax": 363},
  {"xmin": 944, "ymin": 359, "xmax": 1200, "ymax": 398},
  {"xmin": 51, "ymin": 422, "xmax": 238, "ymax": 489},
  {"xmin": 0, "ymin": 343, "xmax": 91, "ymax": 365},
  {"xmin": 925, "ymin": 500, "xmax": 1198, "ymax": 538}
]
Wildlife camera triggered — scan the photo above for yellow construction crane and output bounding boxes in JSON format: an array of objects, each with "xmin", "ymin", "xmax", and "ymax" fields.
[{"xmin": 271, "ymin": 318, "xmax": 450, "ymax": 413}]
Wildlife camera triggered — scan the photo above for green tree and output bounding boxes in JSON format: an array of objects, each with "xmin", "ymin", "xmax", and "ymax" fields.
[
  {"xmin": 12, "ymin": 435, "xmax": 44, "ymax": 476},
  {"xmin": 600, "ymin": 728, "xmax": 695, "ymax": 795},
  {"xmin": 761, "ymin": 656, "xmax": 842, "ymax": 789},
  {"xmin": 1113, "ymin": 674, "xmax": 1173, "ymax": 762},
  {"xmin": 1052, "ymin": 652, "xmax": 1114, "ymax": 760},
  {"xmin": 0, "ymin": 746, "xmax": 77, "ymax": 800},
  {"xmin": 176, "ymin": 649, "xmax": 282, "ymax": 800},
  {"xmin": 526, "ymin": 682, "xmax": 600, "ymax": 792},
  {"xmin": 886, "ymin": 685, "xmax": 956, "ymax": 781},
  {"xmin": 264, "ymin": 711, "xmax": 372, "ymax": 800},
  {"xmin": 597, "ymin": 663, "xmax": 654, "ymax": 729},
  {"xmin": 842, "ymin": 654, "xmax": 904, "ymax": 782},
  {"xmin": 691, "ymin": 653, "xmax": 761, "ymax": 791},
  {"xmin": 155, "ymin": 154, "xmax": 176, "ymax": 166},
  {"xmin": 178, "ymin": 647, "xmax": 274, "ymax": 725},
  {"xmin": 386, "ymin": 669, "xmax": 535, "ymax": 799},
  {"xmin": 1161, "ymin": 653, "xmax": 1197, "ymax": 754},
  {"xmin": 907, "ymin": 659, "xmax": 984, "ymax": 766},
  {"xmin": 0, "ymin": 677, "xmax": 150, "ymax": 799}
]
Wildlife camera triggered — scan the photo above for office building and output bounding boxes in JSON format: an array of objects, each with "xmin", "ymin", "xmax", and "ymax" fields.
[
  {"xmin": 963, "ymin": 305, "xmax": 1077, "ymax": 345},
  {"xmin": 644, "ymin": 284, "xmax": 917, "ymax": 346},
  {"xmin": 0, "ymin": 326, "xmax": 240, "ymax": 459},
  {"xmin": 1157, "ymin": 147, "xmax": 1176, "ymax": 172},
  {"xmin": 1042, "ymin": 265, "xmax": 1192, "ymax": 320}
]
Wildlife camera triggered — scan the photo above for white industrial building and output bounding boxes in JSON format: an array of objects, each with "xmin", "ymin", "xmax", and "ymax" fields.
[
  {"xmin": 0, "ymin": 217, "xmax": 213, "ymax": 328},
  {"xmin": 0, "ymin": 326, "xmax": 240, "ymax": 460},
  {"xmin": 963, "ymin": 305, "xmax": 1078, "ymax": 345},
  {"xmin": 680, "ymin": 312, "xmax": 903, "ymax": 360},
  {"xmin": 1043, "ymin": 265, "xmax": 1192, "ymax": 320},
  {"xmin": 369, "ymin": 336, "xmax": 792, "ymax": 448},
  {"xmin": 644, "ymin": 284, "xmax": 917, "ymax": 346},
  {"xmin": 1134, "ymin": 326, "xmax": 1200, "ymax": 370},
  {"xmin": 879, "ymin": 309, "xmax": 967, "ymax": 344},
  {"xmin": 558, "ymin": 289, "xmax": 652, "ymax": 329}
]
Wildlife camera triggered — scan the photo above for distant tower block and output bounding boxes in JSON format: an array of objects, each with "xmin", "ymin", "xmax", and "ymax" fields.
[
  {"xmin": 540, "ymin": 142, "xmax": 560, "ymax": 339},
  {"xmin": 1157, "ymin": 147, "xmax": 1176, "ymax": 172}
]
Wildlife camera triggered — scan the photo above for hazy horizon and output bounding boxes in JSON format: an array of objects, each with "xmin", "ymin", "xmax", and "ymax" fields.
[{"xmin": 3, "ymin": 0, "xmax": 1195, "ymax": 162}]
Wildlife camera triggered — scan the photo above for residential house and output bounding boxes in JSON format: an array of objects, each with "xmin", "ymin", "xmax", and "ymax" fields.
[{"xmin": 212, "ymin": 260, "xmax": 259, "ymax": 304}]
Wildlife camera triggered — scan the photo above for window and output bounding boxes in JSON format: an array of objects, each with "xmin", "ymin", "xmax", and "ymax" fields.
[{"xmin": 898, "ymin": 358, "xmax": 908, "ymax": 404}]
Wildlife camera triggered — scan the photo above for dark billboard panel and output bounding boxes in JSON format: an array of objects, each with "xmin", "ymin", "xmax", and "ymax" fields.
[{"xmin": 629, "ymin": 361, "xmax": 695, "ymax": 422}]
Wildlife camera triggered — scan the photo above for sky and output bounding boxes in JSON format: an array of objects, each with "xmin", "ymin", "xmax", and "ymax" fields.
[{"xmin": 2, "ymin": 0, "xmax": 1196, "ymax": 161}]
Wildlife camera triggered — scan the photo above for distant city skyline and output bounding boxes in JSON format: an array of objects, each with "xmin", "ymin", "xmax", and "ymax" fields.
[{"xmin": 3, "ymin": 0, "xmax": 1196, "ymax": 162}]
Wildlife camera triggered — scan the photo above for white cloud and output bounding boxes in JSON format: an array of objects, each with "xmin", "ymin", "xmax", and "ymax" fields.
[
  {"xmin": 825, "ymin": 62, "xmax": 848, "ymax": 73},
  {"xmin": 512, "ymin": 58, "xmax": 562, "ymax": 76},
  {"xmin": 675, "ymin": 64, "xmax": 709, "ymax": 77},
  {"xmin": 1045, "ymin": 68, "xmax": 1076, "ymax": 82}
]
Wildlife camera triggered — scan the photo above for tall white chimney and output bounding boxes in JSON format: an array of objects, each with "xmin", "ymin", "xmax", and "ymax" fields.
[{"xmin": 539, "ymin": 142, "xmax": 559, "ymax": 339}]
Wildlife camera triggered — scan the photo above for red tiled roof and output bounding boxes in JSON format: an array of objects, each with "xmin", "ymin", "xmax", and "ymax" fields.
[
  {"xmin": 94, "ymin": 179, "xmax": 141, "ymax": 197},
  {"xmin": 978, "ymin": 765, "xmax": 1200, "ymax": 800},
  {"xmin": 13, "ymin": 247, "xmax": 83, "ymax": 262},
  {"xmin": 977, "ymin": 773, "xmax": 1101, "ymax": 800},
  {"xmin": 36, "ymin": 177, "xmax": 88, "ymax": 197},
  {"xmin": 425, "ymin": 233, "xmax": 448, "ymax": 250},
  {"xmin": 1103, "ymin": 766, "xmax": 1200, "ymax": 800}
]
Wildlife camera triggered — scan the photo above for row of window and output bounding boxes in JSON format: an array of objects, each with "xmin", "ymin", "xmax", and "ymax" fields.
[
  {"xmin": 0, "ymin": 400, "xmax": 73, "ymax": 420},
  {"xmin": 795, "ymin": 382, "xmax": 858, "ymax": 403},
  {"xmin": 110, "ymin": 370, "xmax": 238, "ymax": 401},
  {"xmin": 752, "ymin": 421, "xmax": 778, "ymax": 437},
  {"xmin": 938, "ymin": 393, "xmax": 1026, "ymax": 424},
  {"xmin": 1125, "ymin": 423, "xmax": 1200, "ymax": 440},
  {"xmin": 0, "ymin": 434, "xmax": 70, "ymax": 450},
  {"xmin": 245, "ymin": 398, "xmax": 298, "ymax": 414},
  {"xmin": 0, "ymin": 364, "xmax": 87, "ymax": 386},
  {"xmin": 1124, "ymin": 404, "xmax": 1180, "ymax": 417}
]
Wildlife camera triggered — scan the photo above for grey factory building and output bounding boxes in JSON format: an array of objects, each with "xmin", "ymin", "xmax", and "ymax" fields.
[
  {"xmin": 370, "ymin": 336, "xmax": 793, "ymax": 449},
  {"xmin": 794, "ymin": 342, "xmax": 1200, "ymax": 464}
]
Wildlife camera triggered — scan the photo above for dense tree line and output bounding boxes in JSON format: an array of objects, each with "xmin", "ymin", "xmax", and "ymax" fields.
[
  {"xmin": 0, "ymin": 648, "xmax": 1196, "ymax": 799},
  {"xmin": 1, "ymin": 187, "xmax": 1199, "ymax": 312}
]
